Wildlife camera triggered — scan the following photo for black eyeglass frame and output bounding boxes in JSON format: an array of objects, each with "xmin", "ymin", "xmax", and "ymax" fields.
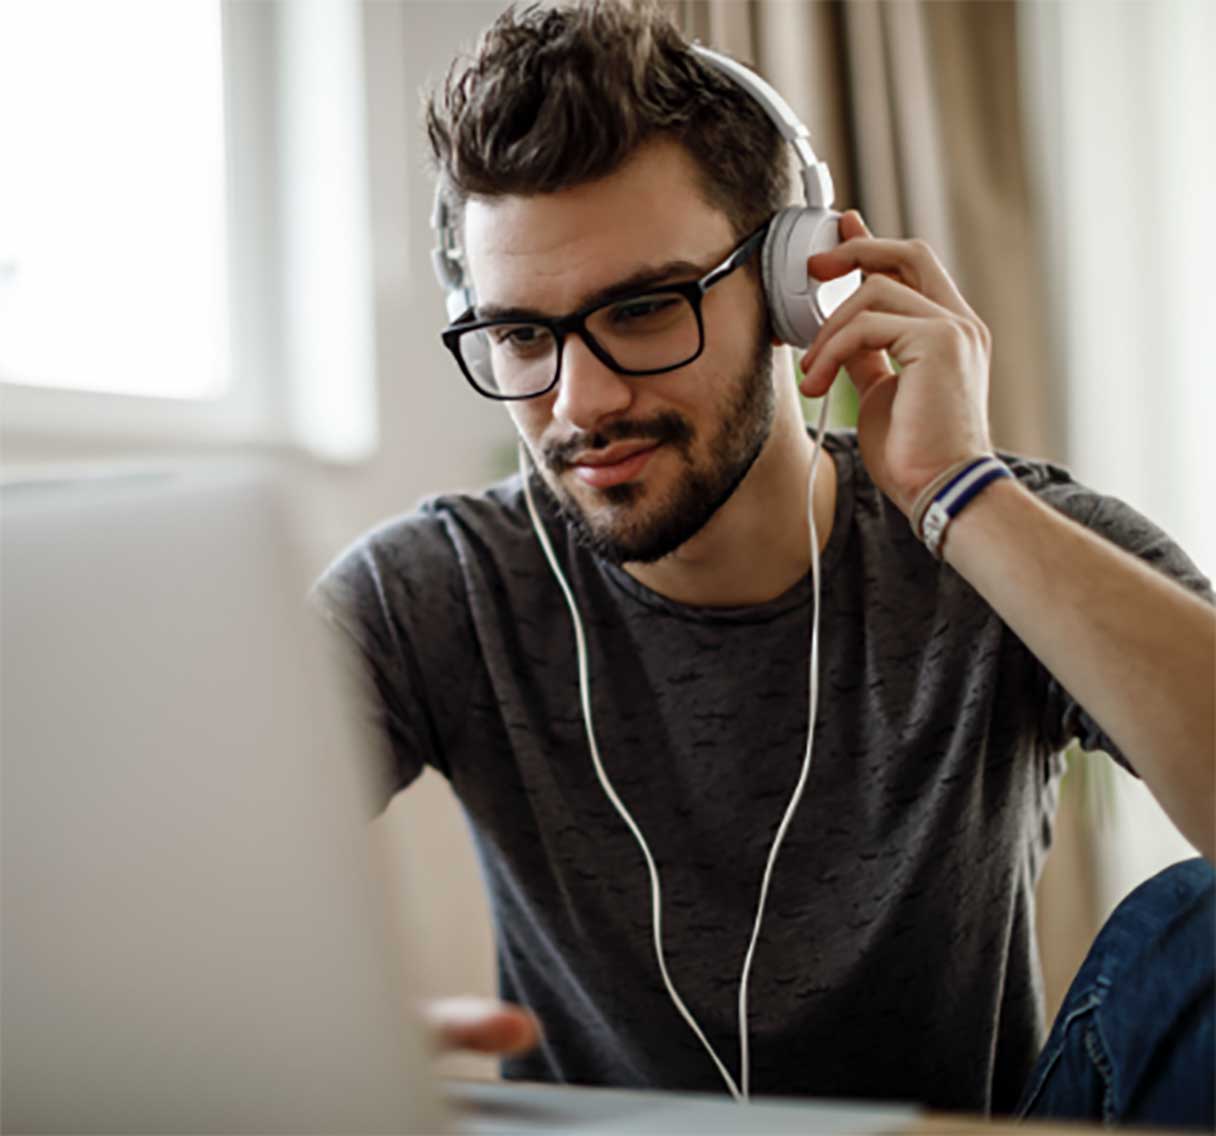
[{"xmin": 440, "ymin": 222, "xmax": 770, "ymax": 402}]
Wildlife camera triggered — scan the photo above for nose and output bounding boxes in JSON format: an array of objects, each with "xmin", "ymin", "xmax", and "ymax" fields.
[{"xmin": 550, "ymin": 332, "xmax": 635, "ymax": 432}]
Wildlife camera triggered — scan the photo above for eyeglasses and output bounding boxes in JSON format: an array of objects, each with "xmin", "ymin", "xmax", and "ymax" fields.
[{"xmin": 440, "ymin": 223, "xmax": 769, "ymax": 401}]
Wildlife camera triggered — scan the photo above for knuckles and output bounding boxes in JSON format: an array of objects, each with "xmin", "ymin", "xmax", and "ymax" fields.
[
  {"xmin": 816, "ymin": 248, "xmax": 992, "ymax": 364},
  {"xmin": 955, "ymin": 313, "xmax": 992, "ymax": 358}
]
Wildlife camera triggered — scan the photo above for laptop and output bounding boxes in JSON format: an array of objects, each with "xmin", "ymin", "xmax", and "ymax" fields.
[{"xmin": 1, "ymin": 463, "xmax": 917, "ymax": 1135}]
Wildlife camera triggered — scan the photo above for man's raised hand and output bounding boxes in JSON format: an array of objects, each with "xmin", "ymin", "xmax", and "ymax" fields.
[{"xmin": 800, "ymin": 211, "xmax": 994, "ymax": 516}]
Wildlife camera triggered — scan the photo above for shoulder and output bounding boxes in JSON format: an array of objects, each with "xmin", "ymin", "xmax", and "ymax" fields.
[
  {"xmin": 820, "ymin": 430, "xmax": 1211, "ymax": 603},
  {"xmin": 996, "ymin": 449, "xmax": 1098, "ymax": 517},
  {"xmin": 819, "ymin": 428, "xmax": 916, "ymax": 549},
  {"xmin": 995, "ymin": 449, "xmax": 1213, "ymax": 602},
  {"xmin": 313, "ymin": 473, "xmax": 536, "ymax": 633},
  {"xmin": 823, "ymin": 429, "xmax": 1088, "ymax": 529}
]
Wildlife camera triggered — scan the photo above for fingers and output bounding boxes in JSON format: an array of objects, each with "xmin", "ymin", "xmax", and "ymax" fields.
[
  {"xmin": 837, "ymin": 209, "xmax": 871, "ymax": 241},
  {"xmin": 843, "ymin": 348, "xmax": 896, "ymax": 392},
  {"xmin": 830, "ymin": 214, "xmax": 895, "ymax": 391},
  {"xmin": 799, "ymin": 274, "xmax": 947, "ymax": 397},
  {"xmin": 809, "ymin": 217, "xmax": 970, "ymax": 319},
  {"xmin": 423, "ymin": 997, "xmax": 542, "ymax": 1056},
  {"xmin": 800, "ymin": 310, "xmax": 927, "ymax": 401}
]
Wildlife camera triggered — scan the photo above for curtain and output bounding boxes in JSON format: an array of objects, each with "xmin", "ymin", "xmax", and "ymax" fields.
[
  {"xmin": 667, "ymin": 0, "xmax": 1061, "ymax": 462},
  {"xmin": 667, "ymin": 0, "xmax": 1097, "ymax": 1019}
]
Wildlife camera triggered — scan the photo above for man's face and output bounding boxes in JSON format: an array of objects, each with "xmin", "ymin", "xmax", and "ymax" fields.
[{"xmin": 463, "ymin": 139, "xmax": 775, "ymax": 565}]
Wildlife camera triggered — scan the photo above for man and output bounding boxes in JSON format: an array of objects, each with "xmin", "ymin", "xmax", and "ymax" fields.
[{"xmin": 317, "ymin": 0, "xmax": 1214, "ymax": 1121}]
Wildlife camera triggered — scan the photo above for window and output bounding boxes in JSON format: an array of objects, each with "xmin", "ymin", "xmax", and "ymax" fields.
[
  {"xmin": 0, "ymin": 0, "xmax": 229, "ymax": 400},
  {"xmin": 0, "ymin": 0, "xmax": 377, "ymax": 463}
]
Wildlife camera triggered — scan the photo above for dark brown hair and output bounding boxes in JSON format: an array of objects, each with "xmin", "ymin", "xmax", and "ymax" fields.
[{"xmin": 425, "ymin": 0, "xmax": 791, "ymax": 240}]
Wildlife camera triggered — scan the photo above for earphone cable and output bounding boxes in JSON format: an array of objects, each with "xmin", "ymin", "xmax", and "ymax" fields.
[
  {"xmin": 736, "ymin": 389, "xmax": 829, "ymax": 1100},
  {"xmin": 519, "ymin": 392, "xmax": 829, "ymax": 1104},
  {"xmin": 520, "ymin": 443, "xmax": 745, "ymax": 1102}
]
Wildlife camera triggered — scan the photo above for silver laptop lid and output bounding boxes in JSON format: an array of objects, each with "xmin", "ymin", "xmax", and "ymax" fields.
[{"xmin": 1, "ymin": 464, "xmax": 450, "ymax": 1134}]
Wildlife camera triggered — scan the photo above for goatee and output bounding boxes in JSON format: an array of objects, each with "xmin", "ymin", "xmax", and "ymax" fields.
[{"xmin": 533, "ymin": 331, "xmax": 776, "ymax": 566}]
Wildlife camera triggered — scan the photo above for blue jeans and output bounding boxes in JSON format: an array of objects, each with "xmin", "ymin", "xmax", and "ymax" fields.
[{"xmin": 1017, "ymin": 857, "xmax": 1215, "ymax": 1128}]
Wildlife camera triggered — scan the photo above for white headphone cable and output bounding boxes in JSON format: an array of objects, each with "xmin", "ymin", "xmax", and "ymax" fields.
[
  {"xmin": 518, "ymin": 389, "xmax": 830, "ymax": 1104},
  {"xmin": 737, "ymin": 389, "xmax": 828, "ymax": 1099}
]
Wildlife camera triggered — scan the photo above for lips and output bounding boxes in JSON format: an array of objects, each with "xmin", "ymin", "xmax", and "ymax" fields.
[{"xmin": 570, "ymin": 443, "xmax": 660, "ymax": 489}]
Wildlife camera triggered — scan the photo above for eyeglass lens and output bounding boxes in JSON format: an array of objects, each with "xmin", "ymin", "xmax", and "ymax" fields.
[{"xmin": 459, "ymin": 291, "xmax": 702, "ymax": 397}]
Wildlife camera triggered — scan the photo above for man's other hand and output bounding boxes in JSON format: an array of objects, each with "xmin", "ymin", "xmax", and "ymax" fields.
[{"xmin": 423, "ymin": 997, "xmax": 542, "ymax": 1056}]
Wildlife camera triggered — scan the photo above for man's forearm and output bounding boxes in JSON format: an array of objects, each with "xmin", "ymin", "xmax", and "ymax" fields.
[{"xmin": 943, "ymin": 478, "xmax": 1216, "ymax": 862}]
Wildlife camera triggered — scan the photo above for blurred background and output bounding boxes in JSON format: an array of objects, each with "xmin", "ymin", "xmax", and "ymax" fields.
[{"xmin": 2, "ymin": 0, "xmax": 1212, "ymax": 1081}]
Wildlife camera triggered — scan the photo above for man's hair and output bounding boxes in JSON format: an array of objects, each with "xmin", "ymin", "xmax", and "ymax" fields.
[{"xmin": 425, "ymin": 0, "xmax": 791, "ymax": 241}]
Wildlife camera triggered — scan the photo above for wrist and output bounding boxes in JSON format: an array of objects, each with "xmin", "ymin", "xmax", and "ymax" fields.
[
  {"xmin": 911, "ymin": 454, "xmax": 1013, "ymax": 559},
  {"xmin": 939, "ymin": 475, "xmax": 1023, "ymax": 565}
]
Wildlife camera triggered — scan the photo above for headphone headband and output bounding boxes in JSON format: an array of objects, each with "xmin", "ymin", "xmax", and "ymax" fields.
[{"xmin": 689, "ymin": 44, "xmax": 834, "ymax": 210}]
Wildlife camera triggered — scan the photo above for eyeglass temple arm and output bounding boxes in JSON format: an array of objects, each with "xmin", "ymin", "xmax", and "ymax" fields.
[{"xmin": 701, "ymin": 225, "xmax": 769, "ymax": 291}]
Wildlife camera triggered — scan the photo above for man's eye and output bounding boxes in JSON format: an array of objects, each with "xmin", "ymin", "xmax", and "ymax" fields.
[
  {"xmin": 491, "ymin": 325, "xmax": 535, "ymax": 344},
  {"xmin": 491, "ymin": 324, "xmax": 549, "ymax": 353},
  {"xmin": 607, "ymin": 295, "xmax": 685, "ymax": 330}
]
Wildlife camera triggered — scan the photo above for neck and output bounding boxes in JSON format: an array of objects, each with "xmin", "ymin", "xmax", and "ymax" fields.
[{"xmin": 623, "ymin": 393, "xmax": 836, "ymax": 608}]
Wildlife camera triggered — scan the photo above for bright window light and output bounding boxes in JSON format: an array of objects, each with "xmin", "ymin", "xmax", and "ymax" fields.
[{"xmin": 0, "ymin": 0, "xmax": 229, "ymax": 400}]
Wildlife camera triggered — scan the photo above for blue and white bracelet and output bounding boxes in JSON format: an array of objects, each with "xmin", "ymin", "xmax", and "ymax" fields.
[{"xmin": 911, "ymin": 455, "xmax": 1013, "ymax": 559}]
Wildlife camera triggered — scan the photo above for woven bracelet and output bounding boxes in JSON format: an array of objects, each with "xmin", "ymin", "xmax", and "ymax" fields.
[{"xmin": 915, "ymin": 455, "xmax": 1013, "ymax": 559}]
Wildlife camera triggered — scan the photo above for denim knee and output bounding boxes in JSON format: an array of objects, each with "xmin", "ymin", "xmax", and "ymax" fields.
[{"xmin": 1018, "ymin": 857, "xmax": 1215, "ymax": 1127}]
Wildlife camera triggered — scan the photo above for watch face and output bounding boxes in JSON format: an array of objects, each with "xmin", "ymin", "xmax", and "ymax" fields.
[{"xmin": 923, "ymin": 502, "xmax": 950, "ymax": 555}]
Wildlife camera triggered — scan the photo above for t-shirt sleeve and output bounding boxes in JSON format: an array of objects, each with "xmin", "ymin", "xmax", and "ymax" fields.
[
  {"xmin": 311, "ymin": 512, "xmax": 472, "ymax": 809},
  {"xmin": 1013, "ymin": 457, "xmax": 1215, "ymax": 772}
]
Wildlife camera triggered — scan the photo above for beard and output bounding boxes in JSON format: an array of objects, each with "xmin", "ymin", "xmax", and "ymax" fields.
[{"xmin": 532, "ymin": 326, "xmax": 776, "ymax": 566}]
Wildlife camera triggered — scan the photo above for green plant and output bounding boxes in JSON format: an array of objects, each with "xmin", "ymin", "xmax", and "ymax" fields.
[{"xmin": 798, "ymin": 359, "xmax": 859, "ymax": 430}]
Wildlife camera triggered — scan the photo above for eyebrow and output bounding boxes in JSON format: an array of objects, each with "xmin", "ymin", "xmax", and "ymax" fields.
[{"xmin": 474, "ymin": 258, "xmax": 707, "ymax": 322}]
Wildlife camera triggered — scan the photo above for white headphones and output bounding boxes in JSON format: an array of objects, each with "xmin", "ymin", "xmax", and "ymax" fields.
[
  {"xmin": 430, "ymin": 43, "xmax": 846, "ymax": 1105},
  {"xmin": 430, "ymin": 43, "xmax": 859, "ymax": 346}
]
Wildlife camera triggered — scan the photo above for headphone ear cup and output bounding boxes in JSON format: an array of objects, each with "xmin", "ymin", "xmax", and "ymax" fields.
[{"xmin": 762, "ymin": 206, "xmax": 855, "ymax": 348}]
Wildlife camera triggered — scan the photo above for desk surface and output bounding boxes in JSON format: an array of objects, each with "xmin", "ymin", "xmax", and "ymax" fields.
[
  {"xmin": 448, "ymin": 1079, "xmax": 1193, "ymax": 1135},
  {"xmin": 914, "ymin": 1118, "xmax": 1190, "ymax": 1135},
  {"xmin": 449, "ymin": 1079, "xmax": 913, "ymax": 1134}
]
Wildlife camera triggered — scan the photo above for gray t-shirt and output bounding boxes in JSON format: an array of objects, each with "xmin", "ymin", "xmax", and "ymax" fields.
[{"xmin": 316, "ymin": 430, "xmax": 1212, "ymax": 1115}]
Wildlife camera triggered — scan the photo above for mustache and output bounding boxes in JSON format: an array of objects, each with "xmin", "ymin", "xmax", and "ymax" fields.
[{"xmin": 543, "ymin": 412, "xmax": 694, "ymax": 473}]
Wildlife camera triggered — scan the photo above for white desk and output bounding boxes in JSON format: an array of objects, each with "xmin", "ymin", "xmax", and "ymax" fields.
[
  {"xmin": 448, "ymin": 1078, "xmax": 918, "ymax": 1134},
  {"xmin": 447, "ymin": 1080, "xmax": 1194, "ymax": 1135}
]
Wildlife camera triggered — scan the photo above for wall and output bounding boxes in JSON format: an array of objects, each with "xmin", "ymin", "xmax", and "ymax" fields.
[{"xmin": 337, "ymin": 0, "xmax": 514, "ymax": 1082}]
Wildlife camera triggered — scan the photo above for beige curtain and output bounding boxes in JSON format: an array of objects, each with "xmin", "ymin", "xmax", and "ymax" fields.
[
  {"xmin": 667, "ymin": 0, "xmax": 1097, "ymax": 1019},
  {"xmin": 668, "ymin": 0, "xmax": 1062, "ymax": 463}
]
